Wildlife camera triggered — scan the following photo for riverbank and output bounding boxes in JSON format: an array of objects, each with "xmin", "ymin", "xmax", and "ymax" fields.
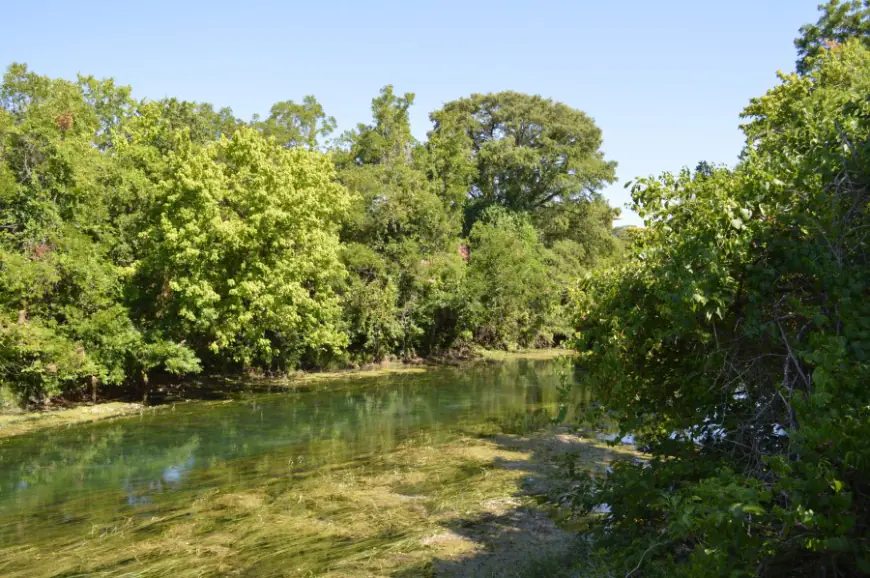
[
  {"xmin": 0, "ymin": 402, "xmax": 154, "ymax": 439},
  {"xmin": 0, "ymin": 349, "xmax": 569, "ymax": 439}
]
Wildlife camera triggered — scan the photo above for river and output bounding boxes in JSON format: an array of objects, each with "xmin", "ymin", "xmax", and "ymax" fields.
[{"xmin": 0, "ymin": 355, "xmax": 610, "ymax": 577}]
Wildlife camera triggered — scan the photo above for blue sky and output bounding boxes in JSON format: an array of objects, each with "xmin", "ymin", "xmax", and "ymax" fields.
[{"xmin": 1, "ymin": 0, "xmax": 822, "ymax": 225}]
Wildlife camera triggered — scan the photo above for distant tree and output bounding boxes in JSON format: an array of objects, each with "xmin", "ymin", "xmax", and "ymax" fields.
[
  {"xmin": 344, "ymin": 86, "xmax": 415, "ymax": 165},
  {"xmin": 334, "ymin": 86, "xmax": 465, "ymax": 360},
  {"xmin": 428, "ymin": 91, "xmax": 617, "ymax": 231},
  {"xmin": 612, "ymin": 224, "xmax": 641, "ymax": 244},
  {"xmin": 256, "ymin": 95, "xmax": 336, "ymax": 150},
  {"xmin": 694, "ymin": 159, "xmax": 714, "ymax": 177}
]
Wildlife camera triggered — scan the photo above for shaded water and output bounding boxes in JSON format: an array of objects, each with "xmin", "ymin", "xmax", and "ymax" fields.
[{"xmin": 0, "ymin": 356, "xmax": 588, "ymax": 576}]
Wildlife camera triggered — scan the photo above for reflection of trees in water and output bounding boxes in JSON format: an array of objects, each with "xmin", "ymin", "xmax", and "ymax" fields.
[
  {"xmin": 0, "ymin": 433, "xmax": 203, "ymax": 546},
  {"xmin": 122, "ymin": 440, "xmax": 200, "ymax": 506},
  {"xmin": 526, "ymin": 383, "xmax": 544, "ymax": 404}
]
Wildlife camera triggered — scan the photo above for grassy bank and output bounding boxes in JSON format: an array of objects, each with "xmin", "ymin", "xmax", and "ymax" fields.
[
  {"xmin": 0, "ymin": 402, "xmax": 154, "ymax": 439},
  {"xmin": 476, "ymin": 348, "xmax": 570, "ymax": 362}
]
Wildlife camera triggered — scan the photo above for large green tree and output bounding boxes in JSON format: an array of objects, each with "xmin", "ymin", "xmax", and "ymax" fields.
[
  {"xmin": 336, "ymin": 86, "xmax": 466, "ymax": 360},
  {"xmin": 428, "ymin": 91, "xmax": 617, "ymax": 230},
  {"xmin": 122, "ymin": 123, "xmax": 351, "ymax": 369}
]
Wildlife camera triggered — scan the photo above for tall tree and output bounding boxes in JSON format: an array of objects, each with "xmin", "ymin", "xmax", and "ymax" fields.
[
  {"xmin": 335, "ymin": 86, "xmax": 465, "ymax": 360},
  {"xmin": 256, "ymin": 95, "xmax": 335, "ymax": 150},
  {"xmin": 428, "ymin": 91, "xmax": 617, "ymax": 230},
  {"xmin": 121, "ymin": 122, "xmax": 351, "ymax": 370}
]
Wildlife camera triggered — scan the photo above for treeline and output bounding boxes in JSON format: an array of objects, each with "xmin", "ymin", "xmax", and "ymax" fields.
[
  {"xmin": 0, "ymin": 68, "xmax": 622, "ymax": 404},
  {"xmin": 572, "ymin": 1, "xmax": 870, "ymax": 576}
]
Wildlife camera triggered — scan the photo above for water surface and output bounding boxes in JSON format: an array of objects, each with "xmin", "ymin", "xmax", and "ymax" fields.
[{"xmin": 0, "ymin": 356, "xmax": 586, "ymax": 576}]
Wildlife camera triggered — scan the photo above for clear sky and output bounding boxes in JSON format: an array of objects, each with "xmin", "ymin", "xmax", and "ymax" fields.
[{"xmin": 1, "ymin": 0, "xmax": 822, "ymax": 226}]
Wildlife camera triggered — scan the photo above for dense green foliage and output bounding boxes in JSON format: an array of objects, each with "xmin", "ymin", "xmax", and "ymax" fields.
[
  {"xmin": 0, "ymin": 68, "xmax": 621, "ymax": 405},
  {"xmin": 6, "ymin": 2, "xmax": 870, "ymax": 576},
  {"xmin": 465, "ymin": 208, "xmax": 558, "ymax": 348},
  {"xmin": 796, "ymin": 0, "xmax": 870, "ymax": 74},
  {"xmin": 427, "ymin": 91, "xmax": 617, "ymax": 232},
  {"xmin": 573, "ymin": 8, "xmax": 870, "ymax": 575}
]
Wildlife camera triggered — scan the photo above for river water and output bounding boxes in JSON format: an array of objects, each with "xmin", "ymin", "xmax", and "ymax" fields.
[{"xmin": 0, "ymin": 356, "xmax": 588, "ymax": 576}]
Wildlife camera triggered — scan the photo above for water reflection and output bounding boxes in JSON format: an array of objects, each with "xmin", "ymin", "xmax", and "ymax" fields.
[{"xmin": 0, "ymin": 358, "xmax": 586, "ymax": 551}]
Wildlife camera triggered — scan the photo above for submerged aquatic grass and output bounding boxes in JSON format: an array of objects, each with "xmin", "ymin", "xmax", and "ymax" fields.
[
  {"xmin": 1, "ymin": 429, "xmax": 634, "ymax": 577},
  {"xmin": 0, "ymin": 358, "xmax": 632, "ymax": 577}
]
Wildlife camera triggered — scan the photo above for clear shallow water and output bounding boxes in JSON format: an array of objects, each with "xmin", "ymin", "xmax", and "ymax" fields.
[{"xmin": 0, "ymin": 357, "xmax": 586, "ymax": 575}]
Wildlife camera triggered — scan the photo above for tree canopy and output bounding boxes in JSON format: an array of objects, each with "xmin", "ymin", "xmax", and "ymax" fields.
[
  {"xmin": 795, "ymin": 0, "xmax": 870, "ymax": 73},
  {"xmin": 0, "ymin": 66, "xmax": 623, "ymax": 405},
  {"xmin": 255, "ymin": 95, "xmax": 335, "ymax": 150},
  {"xmin": 428, "ymin": 91, "xmax": 617, "ymax": 231}
]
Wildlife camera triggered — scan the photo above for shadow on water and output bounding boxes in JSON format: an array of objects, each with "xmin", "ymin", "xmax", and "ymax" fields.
[{"xmin": 391, "ymin": 426, "xmax": 638, "ymax": 578}]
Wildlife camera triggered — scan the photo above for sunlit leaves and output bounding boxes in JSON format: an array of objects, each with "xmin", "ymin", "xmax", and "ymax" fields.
[{"xmin": 131, "ymin": 127, "xmax": 351, "ymax": 368}]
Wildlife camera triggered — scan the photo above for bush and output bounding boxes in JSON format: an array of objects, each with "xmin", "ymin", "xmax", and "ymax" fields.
[{"xmin": 572, "ymin": 42, "xmax": 870, "ymax": 576}]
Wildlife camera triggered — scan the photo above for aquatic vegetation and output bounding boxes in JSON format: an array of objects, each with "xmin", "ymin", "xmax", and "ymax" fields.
[
  {"xmin": 0, "ymin": 359, "xmax": 633, "ymax": 577},
  {"xmin": 0, "ymin": 402, "xmax": 151, "ymax": 438}
]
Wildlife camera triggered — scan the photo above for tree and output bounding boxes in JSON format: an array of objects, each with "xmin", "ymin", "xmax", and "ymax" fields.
[
  {"xmin": 795, "ymin": 0, "xmax": 870, "ymax": 74},
  {"xmin": 151, "ymin": 98, "xmax": 241, "ymax": 149},
  {"xmin": 335, "ymin": 86, "xmax": 465, "ymax": 360},
  {"xmin": 124, "ymin": 126, "xmax": 351, "ymax": 370},
  {"xmin": 340, "ymin": 242, "xmax": 402, "ymax": 360},
  {"xmin": 572, "ymin": 41, "xmax": 870, "ymax": 576},
  {"xmin": 428, "ymin": 91, "xmax": 617, "ymax": 231},
  {"xmin": 343, "ymin": 86, "xmax": 415, "ymax": 165},
  {"xmin": 537, "ymin": 197, "xmax": 621, "ymax": 257},
  {"xmin": 0, "ymin": 64, "xmax": 197, "ymax": 405},
  {"xmin": 465, "ymin": 208, "xmax": 557, "ymax": 348},
  {"xmin": 693, "ymin": 159, "xmax": 714, "ymax": 177},
  {"xmin": 255, "ymin": 95, "xmax": 336, "ymax": 150}
]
